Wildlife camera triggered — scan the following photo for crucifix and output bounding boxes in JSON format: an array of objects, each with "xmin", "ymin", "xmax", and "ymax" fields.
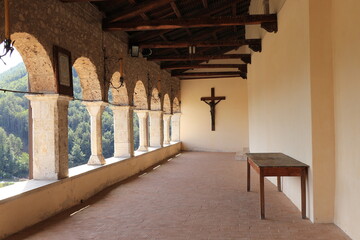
[{"xmin": 201, "ymin": 88, "xmax": 226, "ymax": 131}]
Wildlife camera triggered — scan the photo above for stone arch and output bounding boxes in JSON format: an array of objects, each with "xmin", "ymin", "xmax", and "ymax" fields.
[
  {"xmin": 110, "ymin": 72, "xmax": 129, "ymax": 105},
  {"xmin": 11, "ymin": 32, "xmax": 56, "ymax": 92},
  {"xmin": 150, "ymin": 88, "xmax": 161, "ymax": 110},
  {"xmin": 163, "ymin": 94, "xmax": 171, "ymax": 114},
  {"xmin": 73, "ymin": 57, "xmax": 102, "ymax": 100},
  {"xmin": 133, "ymin": 81, "xmax": 148, "ymax": 110},
  {"xmin": 173, "ymin": 97, "xmax": 180, "ymax": 113}
]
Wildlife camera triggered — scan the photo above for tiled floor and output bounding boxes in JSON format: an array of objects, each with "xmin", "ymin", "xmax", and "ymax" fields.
[{"xmin": 7, "ymin": 152, "xmax": 350, "ymax": 240}]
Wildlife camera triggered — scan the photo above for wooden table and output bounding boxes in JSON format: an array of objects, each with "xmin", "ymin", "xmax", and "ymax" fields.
[{"xmin": 246, "ymin": 153, "xmax": 309, "ymax": 219}]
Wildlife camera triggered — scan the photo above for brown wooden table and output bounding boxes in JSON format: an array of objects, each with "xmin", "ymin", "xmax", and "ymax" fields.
[{"xmin": 246, "ymin": 153, "xmax": 309, "ymax": 219}]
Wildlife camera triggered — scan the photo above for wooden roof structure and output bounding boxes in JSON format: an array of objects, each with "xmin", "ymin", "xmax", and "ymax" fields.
[{"xmin": 62, "ymin": 0, "xmax": 278, "ymax": 80}]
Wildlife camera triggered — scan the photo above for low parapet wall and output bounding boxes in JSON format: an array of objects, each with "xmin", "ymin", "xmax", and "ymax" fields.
[{"xmin": 0, "ymin": 142, "xmax": 181, "ymax": 239}]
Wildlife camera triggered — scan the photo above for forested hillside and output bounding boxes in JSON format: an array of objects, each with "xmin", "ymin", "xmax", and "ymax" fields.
[
  {"xmin": 0, "ymin": 63, "xmax": 29, "ymax": 180},
  {"xmin": 0, "ymin": 63, "xmax": 139, "ymax": 183}
]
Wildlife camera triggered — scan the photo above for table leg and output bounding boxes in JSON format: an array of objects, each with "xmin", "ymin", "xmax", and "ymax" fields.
[
  {"xmin": 301, "ymin": 168, "xmax": 307, "ymax": 219},
  {"xmin": 247, "ymin": 158, "xmax": 250, "ymax": 192},
  {"xmin": 260, "ymin": 170, "xmax": 265, "ymax": 219},
  {"xmin": 277, "ymin": 176, "xmax": 282, "ymax": 192}
]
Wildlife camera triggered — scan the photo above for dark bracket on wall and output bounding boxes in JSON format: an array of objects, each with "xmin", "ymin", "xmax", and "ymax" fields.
[{"xmin": 261, "ymin": 22, "xmax": 278, "ymax": 33}]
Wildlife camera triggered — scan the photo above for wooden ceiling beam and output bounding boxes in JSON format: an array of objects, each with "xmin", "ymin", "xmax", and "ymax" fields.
[
  {"xmin": 129, "ymin": 0, "xmax": 242, "ymax": 41},
  {"xmin": 172, "ymin": 71, "xmax": 247, "ymax": 79},
  {"xmin": 138, "ymin": 39, "xmax": 261, "ymax": 49},
  {"xmin": 62, "ymin": 0, "xmax": 111, "ymax": 2},
  {"xmin": 107, "ymin": 0, "xmax": 173, "ymax": 23},
  {"xmin": 161, "ymin": 64, "xmax": 248, "ymax": 72},
  {"xmin": 202, "ymin": 0, "xmax": 208, "ymax": 8},
  {"xmin": 180, "ymin": 75, "xmax": 244, "ymax": 80},
  {"xmin": 147, "ymin": 54, "xmax": 251, "ymax": 64},
  {"xmin": 104, "ymin": 14, "xmax": 277, "ymax": 31}
]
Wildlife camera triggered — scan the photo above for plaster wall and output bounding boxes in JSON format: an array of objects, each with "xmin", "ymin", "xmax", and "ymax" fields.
[
  {"xmin": 247, "ymin": 0, "xmax": 314, "ymax": 219},
  {"xmin": 0, "ymin": 143, "xmax": 181, "ymax": 239},
  {"xmin": 332, "ymin": 0, "xmax": 360, "ymax": 239},
  {"xmin": 180, "ymin": 78, "xmax": 249, "ymax": 152}
]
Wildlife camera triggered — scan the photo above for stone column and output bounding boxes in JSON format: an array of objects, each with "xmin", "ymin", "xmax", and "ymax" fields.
[
  {"xmin": 163, "ymin": 114, "xmax": 172, "ymax": 145},
  {"xmin": 171, "ymin": 113, "xmax": 181, "ymax": 142},
  {"xmin": 26, "ymin": 94, "xmax": 72, "ymax": 180},
  {"xmin": 135, "ymin": 110, "xmax": 149, "ymax": 151},
  {"xmin": 111, "ymin": 106, "xmax": 134, "ymax": 158},
  {"xmin": 149, "ymin": 111, "xmax": 163, "ymax": 147},
  {"xmin": 83, "ymin": 101, "xmax": 107, "ymax": 165}
]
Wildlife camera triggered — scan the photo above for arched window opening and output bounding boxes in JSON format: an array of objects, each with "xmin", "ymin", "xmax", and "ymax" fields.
[
  {"xmin": 133, "ymin": 112, "xmax": 139, "ymax": 150},
  {"xmin": 0, "ymin": 44, "xmax": 29, "ymax": 187},
  {"xmin": 67, "ymin": 68, "xmax": 91, "ymax": 168},
  {"xmin": 163, "ymin": 94, "xmax": 172, "ymax": 145},
  {"xmin": 102, "ymin": 88, "xmax": 114, "ymax": 158},
  {"xmin": 133, "ymin": 81, "xmax": 148, "ymax": 151}
]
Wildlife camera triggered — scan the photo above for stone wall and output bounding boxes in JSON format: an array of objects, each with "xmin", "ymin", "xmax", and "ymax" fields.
[{"xmin": 0, "ymin": 0, "xmax": 180, "ymax": 109}]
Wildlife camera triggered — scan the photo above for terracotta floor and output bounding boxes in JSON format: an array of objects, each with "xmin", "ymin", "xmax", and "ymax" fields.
[{"xmin": 7, "ymin": 152, "xmax": 350, "ymax": 240}]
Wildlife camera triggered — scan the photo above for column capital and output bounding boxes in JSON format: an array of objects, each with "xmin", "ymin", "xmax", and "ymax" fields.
[
  {"xmin": 149, "ymin": 110, "xmax": 163, "ymax": 117},
  {"xmin": 134, "ymin": 109, "xmax": 150, "ymax": 113},
  {"xmin": 110, "ymin": 105, "xmax": 134, "ymax": 111},
  {"xmin": 163, "ymin": 114, "xmax": 172, "ymax": 120},
  {"xmin": 82, "ymin": 101, "xmax": 108, "ymax": 107}
]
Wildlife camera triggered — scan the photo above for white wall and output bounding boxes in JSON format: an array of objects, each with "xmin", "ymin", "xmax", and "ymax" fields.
[
  {"xmin": 180, "ymin": 78, "xmax": 249, "ymax": 152},
  {"xmin": 247, "ymin": 0, "xmax": 318, "ymax": 220},
  {"xmin": 332, "ymin": 0, "xmax": 360, "ymax": 239}
]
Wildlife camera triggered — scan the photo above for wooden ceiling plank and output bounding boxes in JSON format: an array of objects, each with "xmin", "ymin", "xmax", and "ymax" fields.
[
  {"xmin": 107, "ymin": 0, "xmax": 173, "ymax": 23},
  {"xmin": 105, "ymin": 14, "xmax": 277, "ymax": 31},
  {"xmin": 129, "ymin": 0, "xmax": 243, "ymax": 41}
]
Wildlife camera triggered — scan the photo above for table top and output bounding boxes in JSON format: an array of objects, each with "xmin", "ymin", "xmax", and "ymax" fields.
[{"xmin": 246, "ymin": 153, "xmax": 309, "ymax": 168}]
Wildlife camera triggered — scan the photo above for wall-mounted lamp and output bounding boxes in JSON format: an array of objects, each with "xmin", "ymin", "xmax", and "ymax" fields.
[
  {"xmin": 142, "ymin": 48, "xmax": 152, "ymax": 57},
  {"xmin": 130, "ymin": 45, "xmax": 139, "ymax": 57},
  {"xmin": 188, "ymin": 45, "xmax": 196, "ymax": 55}
]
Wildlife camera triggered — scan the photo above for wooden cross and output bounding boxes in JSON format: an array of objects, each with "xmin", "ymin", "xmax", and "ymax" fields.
[{"xmin": 201, "ymin": 88, "xmax": 226, "ymax": 131}]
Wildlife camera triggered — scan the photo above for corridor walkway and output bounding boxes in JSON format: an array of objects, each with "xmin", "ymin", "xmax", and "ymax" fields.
[{"xmin": 7, "ymin": 152, "xmax": 350, "ymax": 240}]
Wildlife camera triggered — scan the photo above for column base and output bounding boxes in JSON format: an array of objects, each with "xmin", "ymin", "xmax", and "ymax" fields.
[
  {"xmin": 88, "ymin": 155, "xmax": 105, "ymax": 165},
  {"xmin": 137, "ymin": 146, "xmax": 148, "ymax": 152}
]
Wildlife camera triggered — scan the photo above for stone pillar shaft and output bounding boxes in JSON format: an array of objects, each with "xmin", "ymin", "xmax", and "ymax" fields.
[
  {"xmin": 83, "ymin": 101, "xmax": 107, "ymax": 165},
  {"xmin": 171, "ymin": 113, "xmax": 181, "ymax": 142},
  {"xmin": 149, "ymin": 111, "xmax": 164, "ymax": 147},
  {"xmin": 26, "ymin": 94, "xmax": 71, "ymax": 180},
  {"xmin": 111, "ymin": 106, "xmax": 134, "ymax": 158},
  {"xmin": 135, "ymin": 110, "xmax": 149, "ymax": 151},
  {"xmin": 163, "ymin": 114, "xmax": 172, "ymax": 145}
]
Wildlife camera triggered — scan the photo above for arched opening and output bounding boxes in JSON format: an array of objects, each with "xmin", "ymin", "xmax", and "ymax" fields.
[
  {"xmin": 11, "ymin": 33, "xmax": 56, "ymax": 93},
  {"xmin": 163, "ymin": 94, "xmax": 171, "ymax": 114},
  {"xmin": 133, "ymin": 81, "xmax": 148, "ymax": 151},
  {"xmin": 111, "ymin": 72, "xmax": 129, "ymax": 106},
  {"xmin": 150, "ymin": 88, "xmax": 161, "ymax": 111},
  {"xmin": 173, "ymin": 97, "xmax": 180, "ymax": 113},
  {"xmin": 73, "ymin": 57, "xmax": 102, "ymax": 101},
  {"xmin": 102, "ymin": 82, "xmax": 117, "ymax": 159},
  {"xmin": 0, "ymin": 41, "xmax": 30, "ymax": 186},
  {"xmin": 163, "ymin": 94, "xmax": 172, "ymax": 145},
  {"xmin": 67, "ymin": 67, "xmax": 90, "ymax": 168}
]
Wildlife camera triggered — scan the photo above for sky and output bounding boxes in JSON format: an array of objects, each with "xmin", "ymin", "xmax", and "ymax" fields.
[{"xmin": 0, "ymin": 42, "xmax": 24, "ymax": 73}]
